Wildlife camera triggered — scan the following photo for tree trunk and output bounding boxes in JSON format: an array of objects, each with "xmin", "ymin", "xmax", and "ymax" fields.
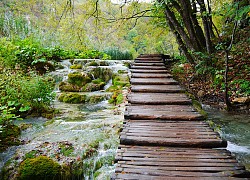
[
  {"xmin": 190, "ymin": 0, "xmax": 207, "ymax": 49},
  {"xmin": 197, "ymin": 0, "xmax": 213, "ymax": 55},
  {"xmin": 164, "ymin": 11, "xmax": 196, "ymax": 65},
  {"xmin": 164, "ymin": 5, "xmax": 196, "ymax": 51},
  {"xmin": 178, "ymin": 0, "xmax": 202, "ymax": 52}
]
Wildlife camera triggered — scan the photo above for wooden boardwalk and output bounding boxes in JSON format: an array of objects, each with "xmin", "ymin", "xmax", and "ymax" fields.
[{"xmin": 112, "ymin": 54, "xmax": 250, "ymax": 179}]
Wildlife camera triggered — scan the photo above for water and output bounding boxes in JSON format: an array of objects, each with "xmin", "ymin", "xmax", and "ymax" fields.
[
  {"xmin": 0, "ymin": 59, "xmax": 130, "ymax": 179},
  {"xmin": 204, "ymin": 105, "xmax": 250, "ymax": 170}
]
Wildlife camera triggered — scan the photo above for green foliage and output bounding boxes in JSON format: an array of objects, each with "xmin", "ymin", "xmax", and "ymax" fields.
[
  {"xmin": 0, "ymin": 69, "xmax": 55, "ymax": 116},
  {"xmin": 104, "ymin": 47, "xmax": 133, "ymax": 60},
  {"xmin": 78, "ymin": 50, "xmax": 111, "ymax": 60},
  {"xmin": 18, "ymin": 156, "xmax": 62, "ymax": 180},
  {"xmin": 231, "ymin": 79, "xmax": 250, "ymax": 96}
]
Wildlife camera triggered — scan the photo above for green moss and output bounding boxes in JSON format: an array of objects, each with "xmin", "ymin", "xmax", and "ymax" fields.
[
  {"xmin": 70, "ymin": 64, "xmax": 82, "ymax": 69},
  {"xmin": 18, "ymin": 156, "xmax": 62, "ymax": 180},
  {"xmin": 82, "ymin": 83, "xmax": 103, "ymax": 92},
  {"xmin": 43, "ymin": 119, "xmax": 55, "ymax": 126},
  {"xmin": 0, "ymin": 125, "xmax": 21, "ymax": 152},
  {"xmin": 99, "ymin": 61, "xmax": 109, "ymax": 66},
  {"xmin": 92, "ymin": 78, "xmax": 104, "ymax": 84},
  {"xmin": 58, "ymin": 93, "xmax": 86, "ymax": 104},
  {"xmin": 88, "ymin": 61, "xmax": 98, "ymax": 66},
  {"xmin": 88, "ymin": 67, "xmax": 112, "ymax": 83},
  {"xmin": 108, "ymin": 91, "xmax": 123, "ymax": 105},
  {"xmin": 117, "ymin": 70, "xmax": 127, "ymax": 74},
  {"xmin": 86, "ymin": 95, "xmax": 107, "ymax": 104},
  {"xmin": 185, "ymin": 92, "xmax": 208, "ymax": 117},
  {"xmin": 19, "ymin": 123, "xmax": 32, "ymax": 130},
  {"xmin": 24, "ymin": 150, "xmax": 39, "ymax": 159},
  {"xmin": 68, "ymin": 72, "xmax": 91, "ymax": 86},
  {"xmin": 59, "ymin": 81, "xmax": 80, "ymax": 92}
]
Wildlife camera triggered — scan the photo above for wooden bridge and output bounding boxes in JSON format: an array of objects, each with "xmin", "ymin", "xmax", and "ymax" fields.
[{"xmin": 112, "ymin": 54, "xmax": 250, "ymax": 179}]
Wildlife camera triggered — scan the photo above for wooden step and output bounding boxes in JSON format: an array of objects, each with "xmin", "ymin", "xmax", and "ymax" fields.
[
  {"xmin": 127, "ymin": 93, "xmax": 191, "ymax": 105},
  {"xmin": 134, "ymin": 60, "xmax": 164, "ymax": 63},
  {"xmin": 124, "ymin": 105, "xmax": 204, "ymax": 120},
  {"xmin": 130, "ymin": 78, "xmax": 178, "ymax": 85},
  {"xmin": 130, "ymin": 65, "xmax": 166, "ymax": 70},
  {"xmin": 131, "ymin": 85, "xmax": 184, "ymax": 93},
  {"xmin": 131, "ymin": 73, "xmax": 172, "ymax": 78},
  {"xmin": 133, "ymin": 62, "xmax": 165, "ymax": 66},
  {"xmin": 112, "ymin": 146, "xmax": 250, "ymax": 179},
  {"xmin": 120, "ymin": 120, "xmax": 226, "ymax": 148},
  {"xmin": 130, "ymin": 69, "xmax": 169, "ymax": 73}
]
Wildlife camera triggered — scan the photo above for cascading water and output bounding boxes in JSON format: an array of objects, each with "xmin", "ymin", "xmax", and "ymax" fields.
[{"xmin": 0, "ymin": 59, "xmax": 130, "ymax": 179}]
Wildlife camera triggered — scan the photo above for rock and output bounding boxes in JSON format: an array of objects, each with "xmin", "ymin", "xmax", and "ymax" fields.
[
  {"xmin": 18, "ymin": 156, "xmax": 62, "ymax": 180},
  {"xmin": 232, "ymin": 97, "xmax": 250, "ymax": 104},
  {"xmin": 68, "ymin": 72, "xmax": 91, "ymax": 86},
  {"xmin": 58, "ymin": 93, "xmax": 86, "ymax": 104},
  {"xmin": 197, "ymin": 90, "xmax": 205, "ymax": 98}
]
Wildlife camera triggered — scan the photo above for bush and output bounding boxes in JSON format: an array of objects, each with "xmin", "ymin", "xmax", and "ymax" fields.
[
  {"xmin": 0, "ymin": 70, "xmax": 55, "ymax": 117},
  {"xmin": 18, "ymin": 156, "xmax": 62, "ymax": 180},
  {"xmin": 104, "ymin": 47, "xmax": 133, "ymax": 60}
]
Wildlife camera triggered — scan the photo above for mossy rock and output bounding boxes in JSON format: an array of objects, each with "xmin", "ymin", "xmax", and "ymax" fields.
[
  {"xmin": 88, "ymin": 61, "xmax": 99, "ymax": 66},
  {"xmin": 0, "ymin": 125, "xmax": 21, "ymax": 152},
  {"xmin": 99, "ymin": 61, "xmax": 109, "ymax": 66},
  {"xmin": 58, "ymin": 93, "xmax": 86, "ymax": 104},
  {"xmin": 82, "ymin": 82, "xmax": 105, "ymax": 92},
  {"xmin": 59, "ymin": 81, "xmax": 80, "ymax": 92},
  {"xmin": 68, "ymin": 72, "xmax": 91, "ymax": 86},
  {"xmin": 109, "ymin": 91, "xmax": 123, "ymax": 105},
  {"xmin": 88, "ymin": 67, "xmax": 112, "ymax": 83},
  {"xmin": 70, "ymin": 64, "xmax": 82, "ymax": 69},
  {"xmin": 18, "ymin": 156, "xmax": 62, "ymax": 180},
  {"xmin": 85, "ymin": 95, "xmax": 109, "ymax": 104}
]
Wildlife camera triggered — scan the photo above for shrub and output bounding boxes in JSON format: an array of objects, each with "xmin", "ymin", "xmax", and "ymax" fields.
[{"xmin": 104, "ymin": 47, "xmax": 133, "ymax": 60}]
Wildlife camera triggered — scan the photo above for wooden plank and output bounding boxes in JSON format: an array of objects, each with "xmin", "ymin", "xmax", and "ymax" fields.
[
  {"xmin": 125, "ymin": 105, "xmax": 204, "ymax": 120},
  {"xmin": 112, "ymin": 146, "xmax": 250, "ymax": 179},
  {"xmin": 131, "ymin": 73, "xmax": 172, "ymax": 78},
  {"xmin": 127, "ymin": 93, "xmax": 191, "ymax": 105},
  {"xmin": 133, "ymin": 62, "xmax": 165, "ymax": 66},
  {"xmin": 134, "ymin": 60, "xmax": 164, "ymax": 63},
  {"xmin": 130, "ymin": 65, "xmax": 167, "ymax": 70},
  {"xmin": 131, "ymin": 85, "xmax": 184, "ymax": 93},
  {"xmin": 115, "ymin": 167, "xmax": 248, "ymax": 177},
  {"xmin": 111, "ymin": 173, "xmax": 249, "ymax": 180},
  {"xmin": 130, "ymin": 78, "xmax": 178, "ymax": 85},
  {"xmin": 130, "ymin": 69, "xmax": 169, "ymax": 73}
]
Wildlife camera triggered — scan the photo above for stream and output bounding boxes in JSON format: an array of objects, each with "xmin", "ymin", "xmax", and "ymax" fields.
[
  {"xmin": 204, "ymin": 105, "xmax": 250, "ymax": 170},
  {"xmin": 0, "ymin": 59, "xmax": 130, "ymax": 179}
]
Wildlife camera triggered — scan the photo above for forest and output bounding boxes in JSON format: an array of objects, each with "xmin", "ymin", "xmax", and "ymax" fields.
[{"xmin": 0, "ymin": 0, "xmax": 249, "ymax": 179}]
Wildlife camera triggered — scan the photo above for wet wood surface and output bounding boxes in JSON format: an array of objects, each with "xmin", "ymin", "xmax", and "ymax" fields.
[
  {"xmin": 130, "ymin": 77, "xmax": 178, "ymax": 85},
  {"xmin": 112, "ymin": 146, "xmax": 249, "ymax": 179},
  {"xmin": 120, "ymin": 120, "xmax": 226, "ymax": 148},
  {"xmin": 131, "ymin": 73, "xmax": 172, "ymax": 78},
  {"xmin": 128, "ymin": 93, "xmax": 192, "ymax": 105},
  {"xmin": 113, "ymin": 54, "xmax": 250, "ymax": 179},
  {"xmin": 124, "ymin": 105, "xmax": 204, "ymax": 120},
  {"xmin": 131, "ymin": 84, "xmax": 184, "ymax": 93}
]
